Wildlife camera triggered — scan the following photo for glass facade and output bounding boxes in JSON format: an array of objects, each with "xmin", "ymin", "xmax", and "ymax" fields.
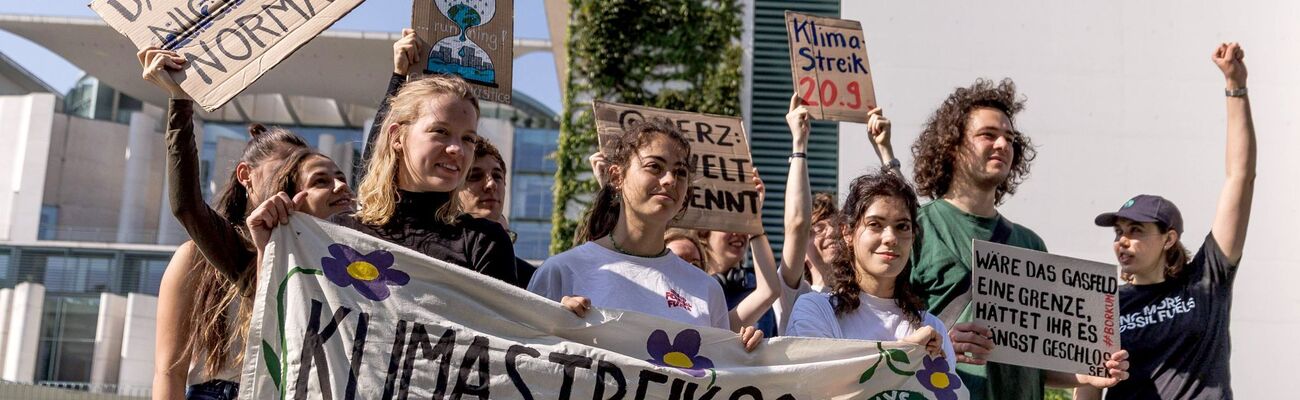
[{"xmin": 509, "ymin": 128, "xmax": 560, "ymax": 260}]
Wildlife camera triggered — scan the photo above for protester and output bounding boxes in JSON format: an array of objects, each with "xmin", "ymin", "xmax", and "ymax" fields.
[
  {"xmin": 787, "ymin": 168, "xmax": 949, "ymax": 364},
  {"xmin": 157, "ymin": 144, "xmax": 352, "ymax": 400},
  {"xmin": 137, "ymin": 48, "xmax": 316, "ymax": 400},
  {"xmin": 1075, "ymin": 42, "xmax": 1256, "ymax": 400},
  {"xmin": 771, "ymin": 94, "xmax": 840, "ymax": 335},
  {"xmin": 456, "ymin": 139, "xmax": 537, "ymax": 286},
  {"xmin": 875, "ymin": 79, "xmax": 1128, "ymax": 398},
  {"xmin": 530, "ymin": 118, "xmax": 763, "ymax": 351},
  {"xmin": 665, "ymin": 228, "xmax": 708, "ymax": 271},
  {"xmin": 332, "ymin": 29, "xmax": 518, "ymax": 285}
]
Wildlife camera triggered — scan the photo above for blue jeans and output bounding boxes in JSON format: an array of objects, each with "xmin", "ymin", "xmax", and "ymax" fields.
[{"xmin": 186, "ymin": 379, "xmax": 239, "ymax": 400}]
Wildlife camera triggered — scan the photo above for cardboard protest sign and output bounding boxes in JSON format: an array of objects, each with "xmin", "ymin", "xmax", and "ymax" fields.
[
  {"xmin": 413, "ymin": 0, "xmax": 514, "ymax": 104},
  {"xmin": 90, "ymin": 0, "xmax": 364, "ymax": 112},
  {"xmin": 592, "ymin": 101, "xmax": 763, "ymax": 235},
  {"xmin": 971, "ymin": 240, "xmax": 1122, "ymax": 377},
  {"xmin": 784, "ymin": 11, "xmax": 877, "ymax": 122},
  {"xmin": 239, "ymin": 215, "xmax": 970, "ymax": 399}
]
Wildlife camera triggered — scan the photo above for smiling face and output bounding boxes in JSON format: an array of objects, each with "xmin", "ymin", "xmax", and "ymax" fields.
[
  {"xmin": 847, "ymin": 196, "xmax": 916, "ymax": 287},
  {"xmin": 295, "ymin": 155, "xmax": 354, "ymax": 219},
  {"xmin": 610, "ymin": 135, "xmax": 691, "ymax": 226},
  {"xmin": 1112, "ymin": 218, "xmax": 1176, "ymax": 279},
  {"xmin": 457, "ymin": 155, "xmax": 507, "ymax": 221},
  {"xmin": 704, "ymin": 230, "xmax": 748, "ymax": 269},
  {"xmin": 955, "ymin": 107, "xmax": 1016, "ymax": 191},
  {"xmin": 392, "ymin": 94, "xmax": 480, "ymax": 192},
  {"xmin": 808, "ymin": 218, "xmax": 841, "ymax": 266}
]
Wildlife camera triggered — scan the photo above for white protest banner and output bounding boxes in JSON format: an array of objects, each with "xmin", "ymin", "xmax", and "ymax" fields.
[
  {"xmin": 970, "ymin": 240, "xmax": 1122, "ymax": 377},
  {"xmin": 784, "ymin": 11, "xmax": 877, "ymax": 122},
  {"xmin": 90, "ymin": 0, "xmax": 364, "ymax": 112},
  {"xmin": 239, "ymin": 215, "xmax": 970, "ymax": 399},
  {"xmin": 413, "ymin": 0, "xmax": 514, "ymax": 104},
  {"xmin": 592, "ymin": 101, "xmax": 763, "ymax": 235}
]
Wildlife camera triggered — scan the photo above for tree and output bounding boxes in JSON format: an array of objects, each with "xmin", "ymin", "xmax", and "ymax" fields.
[{"xmin": 550, "ymin": 0, "xmax": 744, "ymax": 254}]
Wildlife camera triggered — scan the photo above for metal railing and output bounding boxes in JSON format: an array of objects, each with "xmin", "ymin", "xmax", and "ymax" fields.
[{"xmin": 0, "ymin": 380, "xmax": 150, "ymax": 399}]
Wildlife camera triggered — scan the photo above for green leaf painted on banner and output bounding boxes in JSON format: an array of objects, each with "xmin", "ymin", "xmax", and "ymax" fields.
[
  {"xmin": 885, "ymin": 357, "xmax": 914, "ymax": 376},
  {"xmin": 886, "ymin": 348, "xmax": 910, "ymax": 364},
  {"xmin": 262, "ymin": 340, "xmax": 281, "ymax": 390},
  {"xmin": 858, "ymin": 363, "xmax": 878, "ymax": 383}
]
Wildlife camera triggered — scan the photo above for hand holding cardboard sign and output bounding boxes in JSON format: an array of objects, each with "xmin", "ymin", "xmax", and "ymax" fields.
[
  {"xmin": 786, "ymin": 93, "xmax": 811, "ymax": 145},
  {"xmin": 137, "ymin": 47, "xmax": 188, "ymax": 100},
  {"xmin": 394, "ymin": 28, "xmax": 427, "ymax": 76},
  {"xmin": 751, "ymin": 167, "xmax": 765, "ymax": 211},
  {"xmin": 589, "ymin": 151, "xmax": 610, "ymax": 187},
  {"xmin": 949, "ymin": 322, "xmax": 994, "ymax": 365}
]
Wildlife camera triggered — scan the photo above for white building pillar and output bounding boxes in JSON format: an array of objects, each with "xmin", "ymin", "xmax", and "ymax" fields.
[
  {"xmin": 0, "ymin": 288, "xmax": 13, "ymax": 373},
  {"xmin": 2, "ymin": 283, "xmax": 44, "ymax": 383},
  {"xmin": 0, "ymin": 94, "xmax": 56, "ymax": 242},
  {"xmin": 90, "ymin": 293, "xmax": 128, "ymax": 393},
  {"xmin": 117, "ymin": 111, "xmax": 159, "ymax": 243},
  {"xmin": 117, "ymin": 293, "xmax": 157, "ymax": 395}
]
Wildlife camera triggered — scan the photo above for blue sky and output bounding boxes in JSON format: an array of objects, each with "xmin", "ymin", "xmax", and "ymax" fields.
[{"xmin": 0, "ymin": 1, "xmax": 562, "ymax": 113}]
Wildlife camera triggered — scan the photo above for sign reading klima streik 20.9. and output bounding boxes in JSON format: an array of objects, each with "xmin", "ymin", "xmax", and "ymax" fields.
[{"xmin": 785, "ymin": 11, "xmax": 878, "ymax": 122}]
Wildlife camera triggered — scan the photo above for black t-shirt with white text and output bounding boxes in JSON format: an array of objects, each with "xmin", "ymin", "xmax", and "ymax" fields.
[{"xmin": 1108, "ymin": 233, "xmax": 1236, "ymax": 399}]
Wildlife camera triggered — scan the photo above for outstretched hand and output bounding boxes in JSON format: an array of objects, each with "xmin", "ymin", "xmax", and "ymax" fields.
[
  {"xmin": 137, "ymin": 47, "xmax": 188, "ymax": 99},
  {"xmin": 1212, "ymin": 42, "xmax": 1247, "ymax": 89}
]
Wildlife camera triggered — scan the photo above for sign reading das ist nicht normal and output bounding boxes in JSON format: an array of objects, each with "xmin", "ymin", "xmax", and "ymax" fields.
[
  {"xmin": 971, "ymin": 240, "xmax": 1122, "ymax": 377},
  {"xmin": 91, "ymin": 0, "xmax": 364, "ymax": 111},
  {"xmin": 784, "ymin": 11, "xmax": 878, "ymax": 122},
  {"xmin": 593, "ymin": 101, "xmax": 764, "ymax": 236}
]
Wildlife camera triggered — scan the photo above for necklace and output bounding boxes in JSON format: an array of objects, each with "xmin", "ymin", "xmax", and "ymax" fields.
[{"xmin": 610, "ymin": 231, "xmax": 668, "ymax": 258}]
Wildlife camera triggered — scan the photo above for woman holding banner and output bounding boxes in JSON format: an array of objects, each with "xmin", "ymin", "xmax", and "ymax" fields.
[
  {"xmin": 1076, "ymin": 42, "xmax": 1256, "ymax": 400},
  {"xmin": 332, "ymin": 29, "xmax": 519, "ymax": 285},
  {"xmin": 530, "ymin": 118, "xmax": 763, "ymax": 351},
  {"xmin": 785, "ymin": 167, "xmax": 950, "ymax": 364},
  {"xmin": 138, "ymin": 48, "xmax": 331, "ymax": 400}
]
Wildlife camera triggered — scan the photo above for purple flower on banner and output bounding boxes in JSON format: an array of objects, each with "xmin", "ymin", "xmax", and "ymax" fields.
[
  {"xmin": 645, "ymin": 329, "xmax": 714, "ymax": 377},
  {"xmin": 320, "ymin": 243, "xmax": 409, "ymax": 301},
  {"xmin": 916, "ymin": 355, "xmax": 961, "ymax": 400}
]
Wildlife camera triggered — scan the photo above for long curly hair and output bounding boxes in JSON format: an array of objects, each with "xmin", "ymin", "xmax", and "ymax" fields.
[
  {"xmin": 829, "ymin": 167, "xmax": 927, "ymax": 326},
  {"xmin": 575, "ymin": 117, "xmax": 694, "ymax": 244},
  {"xmin": 911, "ymin": 78, "xmax": 1036, "ymax": 205}
]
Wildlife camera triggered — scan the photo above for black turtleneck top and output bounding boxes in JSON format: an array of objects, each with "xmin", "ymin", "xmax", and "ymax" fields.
[{"xmin": 331, "ymin": 190, "xmax": 521, "ymax": 286}]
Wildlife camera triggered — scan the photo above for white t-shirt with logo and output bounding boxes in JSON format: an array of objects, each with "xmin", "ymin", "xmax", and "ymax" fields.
[
  {"xmin": 528, "ymin": 242, "xmax": 731, "ymax": 330},
  {"xmin": 771, "ymin": 262, "xmax": 828, "ymax": 335},
  {"xmin": 787, "ymin": 291, "xmax": 957, "ymax": 370}
]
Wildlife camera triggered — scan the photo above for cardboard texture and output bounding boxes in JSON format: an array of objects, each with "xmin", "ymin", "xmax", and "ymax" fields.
[
  {"xmin": 971, "ymin": 240, "xmax": 1123, "ymax": 377},
  {"xmin": 90, "ymin": 0, "xmax": 365, "ymax": 112},
  {"xmin": 784, "ymin": 11, "xmax": 877, "ymax": 122},
  {"xmin": 413, "ymin": 0, "xmax": 514, "ymax": 104},
  {"xmin": 592, "ymin": 101, "xmax": 764, "ymax": 235}
]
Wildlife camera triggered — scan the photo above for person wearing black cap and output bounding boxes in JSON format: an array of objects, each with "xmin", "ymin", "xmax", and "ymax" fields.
[{"xmin": 1076, "ymin": 42, "xmax": 1256, "ymax": 400}]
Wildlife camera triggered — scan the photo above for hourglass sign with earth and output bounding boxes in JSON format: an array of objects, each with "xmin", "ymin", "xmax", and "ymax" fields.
[{"xmin": 426, "ymin": 0, "xmax": 498, "ymax": 86}]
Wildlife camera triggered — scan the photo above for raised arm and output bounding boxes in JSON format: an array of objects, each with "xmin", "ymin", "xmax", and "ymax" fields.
[
  {"xmin": 1209, "ymin": 42, "xmax": 1256, "ymax": 265},
  {"xmin": 731, "ymin": 169, "xmax": 781, "ymax": 327},
  {"xmin": 141, "ymin": 48, "xmax": 253, "ymax": 281},
  {"xmin": 866, "ymin": 107, "xmax": 897, "ymax": 173},
  {"xmin": 781, "ymin": 93, "xmax": 813, "ymax": 288},
  {"xmin": 355, "ymin": 29, "xmax": 423, "ymax": 182}
]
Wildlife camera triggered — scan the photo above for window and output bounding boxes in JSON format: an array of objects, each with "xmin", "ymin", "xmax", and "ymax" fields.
[
  {"xmin": 39, "ymin": 205, "xmax": 58, "ymax": 240},
  {"xmin": 513, "ymin": 129, "xmax": 559, "ymax": 173},
  {"xmin": 512, "ymin": 221, "xmax": 552, "ymax": 261},
  {"xmin": 510, "ymin": 174, "xmax": 554, "ymax": 220},
  {"xmin": 43, "ymin": 255, "xmax": 113, "ymax": 293},
  {"xmin": 35, "ymin": 295, "xmax": 100, "ymax": 384}
]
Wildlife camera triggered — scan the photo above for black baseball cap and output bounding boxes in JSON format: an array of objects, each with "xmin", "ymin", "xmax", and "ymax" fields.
[{"xmin": 1094, "ymin": 194, "xmax": 1183, "ymax": 234}]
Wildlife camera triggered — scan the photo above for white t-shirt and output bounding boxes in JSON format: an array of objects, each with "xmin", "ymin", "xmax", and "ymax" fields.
[
  {"xmin": 787, "ymin": 292, "xmax": 957, "ymax": 370},
  {"xmin": 772, "ymin": 262, "xmax": 827, "ymax": 335},
  {"xmin": 528, "ymin": 242, "xmax": 731, "ymax": 330}
]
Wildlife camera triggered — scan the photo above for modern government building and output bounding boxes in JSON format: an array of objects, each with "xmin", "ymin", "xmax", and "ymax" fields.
[{"xmin": 1, "ymin": 1, "xmax": 1297, "ymax": 398}]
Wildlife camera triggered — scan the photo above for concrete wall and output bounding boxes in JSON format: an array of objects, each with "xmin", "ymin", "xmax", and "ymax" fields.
[
  {"xmin": 89, "ymin": 293, "xmax": 127, "ymax": 393},
  {"xmin": 116, "ymin": 294, "xmax": 156, "ymax": 396},
  {"xmin": 838, "ymin": 1, "xmax": 1299, "ymax": 397},
  {"xmin": 0, "ymin": 94, "xmax": 56, "ymax": 242}
]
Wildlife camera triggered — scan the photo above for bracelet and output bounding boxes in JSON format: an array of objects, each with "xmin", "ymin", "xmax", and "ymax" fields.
[
  {"xmin": 750, "ymin": 232, "xmax": 768, "ymax": 242},
  {"xmin": 789, "ymin": 152, "xmax": 807, "ymax": 160},
  {"xmin": 1225, "ymin": 87, "xmax": 1248, "ymax": 97}
]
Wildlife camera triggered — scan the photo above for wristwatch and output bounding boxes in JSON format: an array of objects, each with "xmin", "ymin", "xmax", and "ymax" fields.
[
  {"xmin": 886, "ymin": 158, "xmax": 901, "ymax": 170},
  {"xmin": 1225, "ymin": 87, "xmax": 1248, "ymax": 97}
]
